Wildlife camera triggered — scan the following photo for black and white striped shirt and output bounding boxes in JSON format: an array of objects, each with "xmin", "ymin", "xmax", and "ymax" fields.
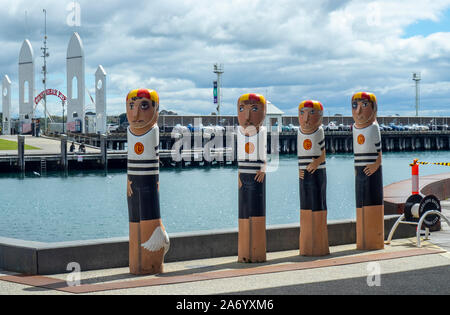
[
  {"xmin": 297, "ymin": 127, "xmax": 326, "ymax": 170},
  {"xmin": 127, "ymin": 126, "xmax": 159, "ymax": 176},
  {"xmin": 353, "ymin": 122, "xmax": 382, "ymax": 167},
  {"xmin": 237, "ymin": 126, "xmax": 267, "ymax": 174}
]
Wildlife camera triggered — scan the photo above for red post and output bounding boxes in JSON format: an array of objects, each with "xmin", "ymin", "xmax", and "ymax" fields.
[{"xmin": 411, "ymin": 159, "xmax": 419, "ymax": 195}]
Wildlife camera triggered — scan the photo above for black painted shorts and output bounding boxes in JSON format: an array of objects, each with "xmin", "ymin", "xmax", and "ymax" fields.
[
  {"xmin": 299, "ymin": 168, "xmax": 327, "ymax": 211},
  {"xmin": 127, "ymin": 175, "xmax": 161, "ymax": 223}
]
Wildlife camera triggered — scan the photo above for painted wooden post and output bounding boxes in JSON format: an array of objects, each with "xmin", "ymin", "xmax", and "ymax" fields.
[
  {"xmin": 351, "ymin": 92, "xmax": 384, "ymax": 250},
  {"xmin": 126, "ymin": 89, "xmax": 169, "ymax": 275},
  {"xmin": 17, "ymin": 135, "xmax": 25, "ymax": 172},
  {"xmin": 297, "ymin": 100, "xmax": 329, "ymax": 256},
  {"xmin": 60, "ymin": 134, "xmax": 68, "ymax": 171},
  {"xmin": 237, "ymin": 93, "xmax": 267, "ymax": 263},
  {"xmin": 100, "ymin": 134, "xmax": 107, "ymax": 170}
]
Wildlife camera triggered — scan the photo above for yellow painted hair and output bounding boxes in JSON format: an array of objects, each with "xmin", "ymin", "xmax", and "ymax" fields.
[
  {"xmin": 352, "ymin": 92, "xmax": 377, "ymax": 107},
  {"xmin": 298, "ymin": 100, "xmax": 324, "ymax": 112},
  {"xmin": 238, "ymin": 93, "xmax": 266, "ymax": 105},
  {"xmin": 126, "ymin": 89, "xmax": 159, "ymax": 105}
]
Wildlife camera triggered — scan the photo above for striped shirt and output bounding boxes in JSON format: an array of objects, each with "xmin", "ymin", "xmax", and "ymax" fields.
[
  {"xmin": 127, "ymin": 126, "xmax": 159, "ymax": 176},
  {"xmin": 237, "ymin": 126, "xmax": 267, "ymax": 174},
  {"xmin": 297, "ymin": 127, "xmax": 326, "ymax": 170},
  {"xmin": 353, "ymin": 122, "xmax": 382, "ymax": 167}
]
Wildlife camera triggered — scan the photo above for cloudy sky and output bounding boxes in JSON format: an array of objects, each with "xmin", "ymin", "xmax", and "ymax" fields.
[{"xmin": 1, "ymin": 0, "xmax": 450, "ymax": 118}]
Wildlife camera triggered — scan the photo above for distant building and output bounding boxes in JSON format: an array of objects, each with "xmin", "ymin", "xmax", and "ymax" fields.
[
  {"xmin": 85, "ymin": 112, "xmax": 96, "ymax": 133},
  {"xmin": 264, "ymin": 101, "xmax": 284, "ymax": 132},
  {"xmin": 160, "ymin": 109, "xmax": 178, "ymax": 115}
]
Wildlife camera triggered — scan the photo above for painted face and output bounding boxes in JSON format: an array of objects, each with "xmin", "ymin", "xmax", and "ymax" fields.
[
  {"xmin": 352, "ymin": 98, "xmax": 376, "ymax": 128},
  {"xmin": 237, "ymin": 99, "xmax": 266, "ymax": 133},
  {"xmin": 298, "ymin": 107, "xmax": 322, "ymax": 134},
  {"xmin": 126, "ymin": 96, "xmax": 158, "ymax": 135}
]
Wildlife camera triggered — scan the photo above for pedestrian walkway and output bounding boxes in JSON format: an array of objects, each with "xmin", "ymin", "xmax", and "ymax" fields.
[
  {"xmin": 0, "ymin": 135, "xmax": 99, "ymax": 156},
  {"xmin": 1, "ymin": 239, "xmax": 449, "ymax": 295},
  {"xmin": 1, "ymin": 202, "xmax": 449, "ymax": 295}
]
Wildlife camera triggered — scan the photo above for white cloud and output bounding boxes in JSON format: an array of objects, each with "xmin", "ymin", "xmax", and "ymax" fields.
[{"xmin": 1, "ymin": 0, "xmax": 450, "ymax": 117}]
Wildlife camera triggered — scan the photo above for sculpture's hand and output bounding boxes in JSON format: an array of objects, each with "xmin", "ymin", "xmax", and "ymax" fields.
[
  {"xmin": 364, "ymin": 152, "xmax": 382, "ymax": 176},
  {"xmin": 299, "ymin": 169, "xmax": 305, "ymax": 180},
  {"xmin": 127, "ymin": 179, "xmax": 133, "ymax": 197},
  {"xmin": 306, "ymin": 158, "xmax": 320, "ymax": 174},
  {"xmin": 254, "ymin": 170, "xmax": 266, "ymax": 183},
  {"xmin": 364, "ymin": 162, "xmax": 380, "ymax": 176}
]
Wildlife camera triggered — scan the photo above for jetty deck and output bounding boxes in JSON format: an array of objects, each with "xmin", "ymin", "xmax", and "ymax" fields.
[{"xmin": 1, "ymin": 129, "xmax": 449, "ymax": 173}]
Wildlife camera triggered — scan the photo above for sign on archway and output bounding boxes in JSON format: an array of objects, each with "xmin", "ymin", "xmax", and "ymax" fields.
[{"xmin": 34, "ymin": 89, "xmax": 67, "ymax": 105}]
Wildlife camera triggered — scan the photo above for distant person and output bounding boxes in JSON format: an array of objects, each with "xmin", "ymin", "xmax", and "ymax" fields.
[
  {"xmin": 70, "ymin": 142, "xmax": 75, "ymax": 152},
  {"xmin": 78, "ymin": 142, "xmax": 86, "ymax": 153}
]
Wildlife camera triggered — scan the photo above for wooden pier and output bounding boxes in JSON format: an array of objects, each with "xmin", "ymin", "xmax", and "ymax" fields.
[{"xmin": 1, "ymin": 129, "xmax": 449, "ymax": 173}]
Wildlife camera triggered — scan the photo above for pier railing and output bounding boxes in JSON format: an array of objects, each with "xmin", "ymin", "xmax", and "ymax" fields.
[{"xmin": 1, "ymin": 129, "xmax": 449, "ymax": 172}]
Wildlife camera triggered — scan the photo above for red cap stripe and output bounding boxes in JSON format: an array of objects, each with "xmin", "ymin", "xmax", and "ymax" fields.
[
  {"xmin": 136, "ymin": 89, "xmax": 151, "ymax": 100},
  {"xmin": 248, "ymin": 93, "xmax": 261, "ymax": 102}
]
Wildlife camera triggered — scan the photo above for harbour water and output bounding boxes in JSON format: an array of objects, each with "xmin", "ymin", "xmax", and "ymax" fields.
[{"xmin": 0, "ymin": 151, "xmax": 449, "ymax": 242}]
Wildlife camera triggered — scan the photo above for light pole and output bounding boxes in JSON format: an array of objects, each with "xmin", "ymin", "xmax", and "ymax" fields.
[
  {"xmin": 62, "ymin": 100, "xmax": 65, "ymax": 134},
  {"xmin": 412, "ymin": 72, "xmax": 421, "ymax": 117},
  {"xmin": 213, "ymin": 63, "xmax": 224, "ymax": 117},
  {"xmin": 41, "ymin": 9, "xmax": 49, "ymax": 134}
]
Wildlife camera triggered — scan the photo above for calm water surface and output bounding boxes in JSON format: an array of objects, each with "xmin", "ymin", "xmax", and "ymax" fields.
[{"xmin": 0, "ymin": 151, "xmax": 449, "ymax": 242}]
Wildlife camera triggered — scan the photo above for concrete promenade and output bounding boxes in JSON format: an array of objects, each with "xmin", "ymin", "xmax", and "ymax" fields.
[
  {"xmin": 0, "ymin": 164, "xmax": 449, "ymax": 295},
  {"xmin": 0, "ymin": 201, "xmax": 448, "ymax": 295}
]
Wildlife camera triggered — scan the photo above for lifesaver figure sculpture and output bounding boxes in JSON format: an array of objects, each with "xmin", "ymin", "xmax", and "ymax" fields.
[
  {"xmin": 297, "ymin": 100, "xmax": 329, "ymax": 256},
  {"xmin": 237, "ymin": 93, "xmax": 267, "ymax": 263},
  {"xmin": 126, "ymin": 89, "xmax": 169, "ymax": 275},
  {"xmin": 351, "ymin": 92, "xmax": 384, "ymax": 250}
]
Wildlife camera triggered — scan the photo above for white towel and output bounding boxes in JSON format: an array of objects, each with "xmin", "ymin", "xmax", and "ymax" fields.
[{"xmin": 141, "ymin": 226, "xmax": 170, "ymax": 255}]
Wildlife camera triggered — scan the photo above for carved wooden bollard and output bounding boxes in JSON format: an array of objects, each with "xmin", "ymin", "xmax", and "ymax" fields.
[
  {"xmin": 126, "ymin": 89, "xmax": 169, "ymax": 275},
  {"xmin": 297, "ymin": 100, "xmax": 329, "ymax": 256},
  {"xmin": 351, "ymin": 92, "xmax": 384, "ymax": 250},
  {"xmin": 237, "ymin": 93, "xmax": 267, "ymax": 263}
]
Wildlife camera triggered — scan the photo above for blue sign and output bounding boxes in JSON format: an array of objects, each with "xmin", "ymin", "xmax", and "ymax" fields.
[{"xmin": 213, "ymin": 81, "xmax": 217, "ymax": 104}]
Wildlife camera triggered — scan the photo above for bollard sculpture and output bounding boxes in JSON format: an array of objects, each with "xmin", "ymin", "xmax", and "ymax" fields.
[
  {"xmin": 126, "ymin": 88, "xmax": 169, "ymax": 275},
  {"xmin": 297, "ymin": 100, "xmax": 329, "ymax": 256},
  {"xmin": 351, "ymin": 92, "xmax": 384, "ymax": 250},
  {"xmin": 237, "ymin": 93, "xmax": 267, "ymax": 263}
]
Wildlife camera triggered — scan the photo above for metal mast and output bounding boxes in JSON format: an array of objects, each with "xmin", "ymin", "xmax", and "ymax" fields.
[
  {"xmin": 213, "ymin": 63, "xmax": 224, "ymax": 116},
  {"xmin": 41, "ymin": 9, "xmax": 49, "ymax": 133},
  {"xmin": 412, "ymin": 72, "xmax": 421, "ymax": 117}
]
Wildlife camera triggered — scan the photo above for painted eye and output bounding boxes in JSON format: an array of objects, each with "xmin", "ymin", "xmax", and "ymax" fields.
[
  {"xmin": 251, "ymin": 107, "xmax": 258, "ymax": 112},
  {"xmin": 300, "ymin": 109, "xmax": 304, "ymax": 115},
  {"xmin": 352, "ymin": 102, "xmax": 358, "ymax": 109},
  {"xmin": 362, "ymin": 102, "xmax": 369, "ymax": 107},
  {"xmin": 310, "ymin": 110, "xmax": 315, "ymax": 114},
  {"xmin": 140, "ymin": 101, "xmax": 150, "ymax": 109},
  {"xmin": 239, "ymin": 107, "xmax": 244, "ymax": 112}
]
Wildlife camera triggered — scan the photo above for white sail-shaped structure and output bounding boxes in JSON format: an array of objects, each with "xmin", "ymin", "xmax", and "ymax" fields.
[
  {"xmin": 2, "ymin": 75, "xmax": 11, "ymax": 135},
  {"xmin": 19, "ymin": 39, "xmax": 35, "ymax": 125},
  {"xmin": 95, "ymin": 65, "xmax": 107, "ymax": 134},
  {"xmin": 67, "ymin": 32, "xmax": 85, "ymax": 133}
]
